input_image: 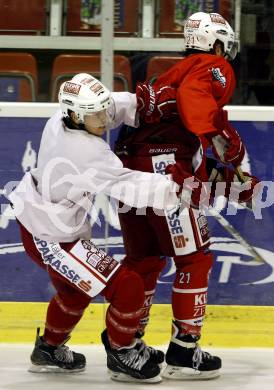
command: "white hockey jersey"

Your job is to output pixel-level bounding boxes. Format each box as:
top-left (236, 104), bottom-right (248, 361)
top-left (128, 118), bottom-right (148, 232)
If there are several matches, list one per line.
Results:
top-left (10, 92), bottom-right (179, 242)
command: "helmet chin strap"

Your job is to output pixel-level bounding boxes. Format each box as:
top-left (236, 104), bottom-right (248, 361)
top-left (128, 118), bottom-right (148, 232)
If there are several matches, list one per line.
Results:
top-left (62, 116), bottom-right (86, 132)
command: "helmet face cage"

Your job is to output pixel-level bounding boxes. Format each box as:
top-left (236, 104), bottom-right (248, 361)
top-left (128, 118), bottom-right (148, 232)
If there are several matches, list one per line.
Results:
top-left (184, 12), bottom-right (238, 60)
top-left (226, 40), bottom-right (239, 61)
top-left (58, 73), bottom-right (112, 124)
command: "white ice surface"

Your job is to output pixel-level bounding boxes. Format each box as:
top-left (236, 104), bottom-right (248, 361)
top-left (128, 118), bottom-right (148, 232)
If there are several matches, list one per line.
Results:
top-left (0, 344), bottom-right (274, 390)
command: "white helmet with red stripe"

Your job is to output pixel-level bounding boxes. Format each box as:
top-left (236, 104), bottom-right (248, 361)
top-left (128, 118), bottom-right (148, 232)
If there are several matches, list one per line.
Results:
top-left (184, 12), bottom-right (238, 60)
top-left (58, 73), bottom-right (112, 123)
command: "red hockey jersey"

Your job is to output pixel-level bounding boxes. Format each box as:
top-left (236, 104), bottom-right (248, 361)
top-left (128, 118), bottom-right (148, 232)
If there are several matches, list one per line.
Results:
top-left (154, 53), bottom-right (236, 136)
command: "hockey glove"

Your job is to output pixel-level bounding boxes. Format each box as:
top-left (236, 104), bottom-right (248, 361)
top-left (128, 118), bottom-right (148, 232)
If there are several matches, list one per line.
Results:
top-left (207, 109), bottom-right (245, 167)
top-left (206, 159), bottom-right (260, 204)
top-left (136, 81), bottom-right (177, 123)
top-left (223, 169), bottom-right (260, 203)
top-left (165, 162), bottom-right (210, 209)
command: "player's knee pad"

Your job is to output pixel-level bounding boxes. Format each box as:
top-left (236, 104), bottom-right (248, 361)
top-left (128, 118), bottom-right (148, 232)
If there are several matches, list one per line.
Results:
top-left (173, 250), bottom-right (213, 289)
top-left (104, 265), bottom-right (145, 311)
top-left (122, 256), bottom-right (167, 334)
top-left (123, 255), bottom-right (166, 289)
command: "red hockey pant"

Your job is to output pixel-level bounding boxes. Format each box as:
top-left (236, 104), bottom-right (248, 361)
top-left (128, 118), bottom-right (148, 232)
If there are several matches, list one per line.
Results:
top-left (18, 222), bottom-right (144, 348)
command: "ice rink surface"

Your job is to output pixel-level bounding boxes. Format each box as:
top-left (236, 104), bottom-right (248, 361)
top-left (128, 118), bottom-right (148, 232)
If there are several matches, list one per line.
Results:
top-left (1, 345), bottom-right (274, 390)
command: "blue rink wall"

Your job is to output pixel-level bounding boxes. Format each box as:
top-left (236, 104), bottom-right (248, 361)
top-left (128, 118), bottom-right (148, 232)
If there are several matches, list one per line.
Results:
top-left (1, 112), bottom-right (274, 306)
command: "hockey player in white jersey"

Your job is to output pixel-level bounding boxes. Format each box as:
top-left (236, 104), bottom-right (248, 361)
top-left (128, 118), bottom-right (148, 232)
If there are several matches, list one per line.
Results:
top-left (9, 73), bottom-right (181, 383)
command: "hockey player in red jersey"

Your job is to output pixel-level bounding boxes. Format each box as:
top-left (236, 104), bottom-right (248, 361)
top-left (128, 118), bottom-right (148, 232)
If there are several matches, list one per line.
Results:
top-left (115, 12), bottom-right (259, 380)
top-left (9, 73), bottom-right (188, 383)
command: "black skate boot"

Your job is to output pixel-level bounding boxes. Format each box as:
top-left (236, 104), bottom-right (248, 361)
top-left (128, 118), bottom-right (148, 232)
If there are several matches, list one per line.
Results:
top-left (29, 328), bottom-right (86, 373)
top-left (101, 329), bottom-right (162, 383)
top-left (162, 321), bottom-right (221, 380)
top-left (135, 330), bottom-right (165, 364)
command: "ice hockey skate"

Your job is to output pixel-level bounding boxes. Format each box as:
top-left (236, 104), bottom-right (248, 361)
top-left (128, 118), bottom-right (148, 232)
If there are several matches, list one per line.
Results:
top-left (101, 329), bottom-right (162, 383)
top-left (162, 321), bottom-right (221, 380)
top-left (29, 328), bottom-right (86, 373)
top-left (135, 330), bottom-right (165, 365)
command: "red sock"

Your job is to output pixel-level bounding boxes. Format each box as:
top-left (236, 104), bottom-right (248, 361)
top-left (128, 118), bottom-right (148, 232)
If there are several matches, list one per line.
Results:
top-left (172, 251), bottom-right (213, 336)
top-left (43, 277), bottom-right (91, 345)
top-left (122, 256), bottom-right (166, 335)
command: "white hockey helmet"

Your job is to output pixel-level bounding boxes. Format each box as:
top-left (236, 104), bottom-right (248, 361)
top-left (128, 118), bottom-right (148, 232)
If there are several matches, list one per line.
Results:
top-left (58, 73), bottom-right (113, 123)
top-left (184, 12), bottom-right (238, 60)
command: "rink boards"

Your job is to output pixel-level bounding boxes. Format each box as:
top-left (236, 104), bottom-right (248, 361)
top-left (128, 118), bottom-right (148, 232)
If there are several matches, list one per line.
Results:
top-left (0, 104), bottom-right (274, 345)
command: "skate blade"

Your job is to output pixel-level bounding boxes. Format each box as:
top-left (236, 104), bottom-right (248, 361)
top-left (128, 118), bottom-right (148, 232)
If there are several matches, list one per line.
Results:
top-left (162, 365), bottom-right (220, 380)
top-left (109, 370), bottom-right (162, 383)
top-left (29, 364), bottom-right (85, 374)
